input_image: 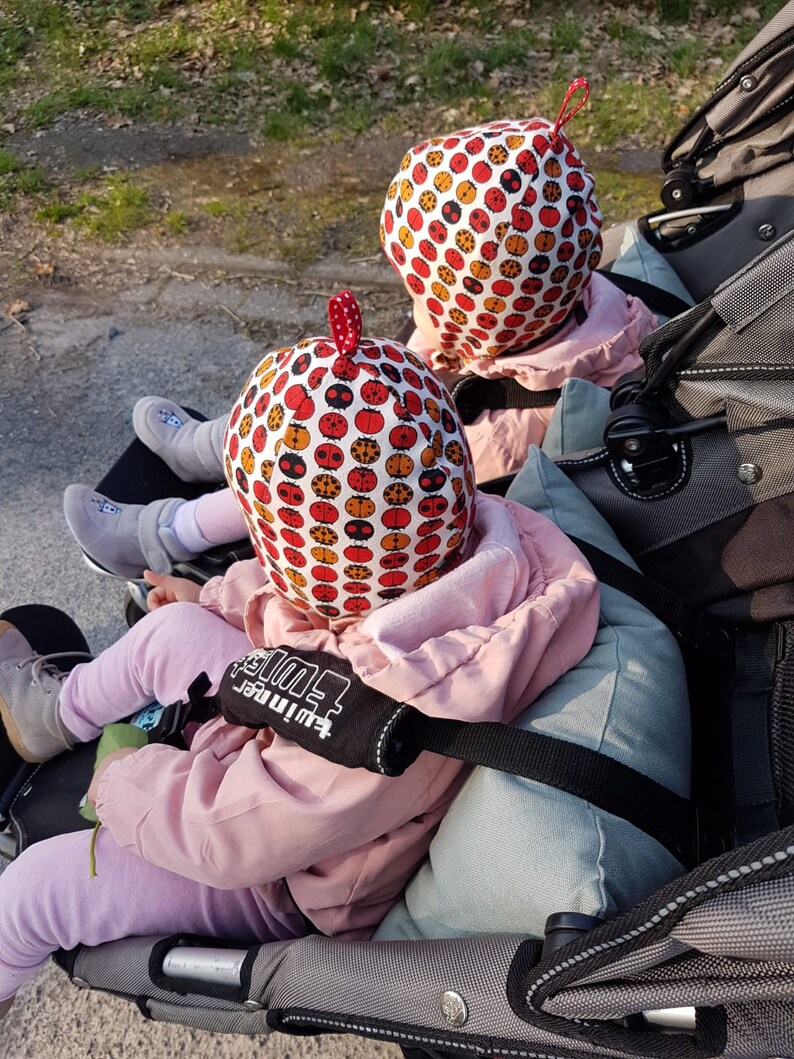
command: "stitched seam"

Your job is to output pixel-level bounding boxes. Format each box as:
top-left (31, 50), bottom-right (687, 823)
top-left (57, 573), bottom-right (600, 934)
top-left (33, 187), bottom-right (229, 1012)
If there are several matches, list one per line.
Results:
top-left (375, 705), bottom-right (407, 773)
top-left (7, 763), bottom-right (43, 817)
top-left (555, 449), bottom-right (607, 469)
top-left (278, 1017), bottom-right (566, 1057)
top-left (708, 87), bottom-right (794, 149)
top-left (526, 844), bottom-right (794, 1006)
top-left (605, 445), bottom-right (688, 501)
top-left (679, 365), bottom-right (794, 376)
top-left (592, 810), bottom-right (610, 919)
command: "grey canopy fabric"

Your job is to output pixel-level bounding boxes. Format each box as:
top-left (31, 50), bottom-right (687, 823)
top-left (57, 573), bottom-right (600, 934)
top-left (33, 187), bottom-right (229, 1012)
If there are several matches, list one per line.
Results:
top-left (664, 0), bottom-right (794, 191)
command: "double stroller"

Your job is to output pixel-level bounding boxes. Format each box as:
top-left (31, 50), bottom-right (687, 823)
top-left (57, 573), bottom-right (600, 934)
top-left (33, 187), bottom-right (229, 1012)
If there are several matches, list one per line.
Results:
top-left (3, 5), bottom-right (794, 1056)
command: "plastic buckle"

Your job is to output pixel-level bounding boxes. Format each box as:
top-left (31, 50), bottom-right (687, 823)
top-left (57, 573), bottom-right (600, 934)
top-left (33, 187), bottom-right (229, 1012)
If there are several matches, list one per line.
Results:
top-left (146, 673), bottom-right (215, 746)
top-left (146, 700), bottom-right (192, 746)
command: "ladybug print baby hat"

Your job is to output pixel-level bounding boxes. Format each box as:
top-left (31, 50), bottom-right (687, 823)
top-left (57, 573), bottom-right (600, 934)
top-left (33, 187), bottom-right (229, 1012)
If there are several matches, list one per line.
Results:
top-left (380, 80), bottom-right (603, 371)
top-left (223, 291), bottom-right (478, 619)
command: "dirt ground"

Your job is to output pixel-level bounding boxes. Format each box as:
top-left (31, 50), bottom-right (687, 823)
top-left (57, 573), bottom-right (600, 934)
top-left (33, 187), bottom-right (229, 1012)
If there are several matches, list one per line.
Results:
top-left (2, 117), bottom-right (417, 293)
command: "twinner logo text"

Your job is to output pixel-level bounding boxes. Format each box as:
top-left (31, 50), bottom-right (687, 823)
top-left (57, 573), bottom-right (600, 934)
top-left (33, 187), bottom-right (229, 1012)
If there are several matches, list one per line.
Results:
top-left (228, 649), bottom-right (351, 739)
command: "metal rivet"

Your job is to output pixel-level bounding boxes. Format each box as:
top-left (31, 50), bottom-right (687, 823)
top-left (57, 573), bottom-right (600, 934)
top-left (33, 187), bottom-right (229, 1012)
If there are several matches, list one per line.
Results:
top-left (758, 223), bottom-right (776, 241)
top-left (440, 990), bottom-right (468, 1027)
top-left (671, 187), bottom-right (684, 201)
top-left (243, 999), bottom-right (263, 1011)
top-left (740, 75), bottom-right (757, 91)
top-left (72, 977), bottom-right (90, 989)
top-left (738, 463), bottom-right (762, 484)
top-left (623, 438), bottom-right (642, 453)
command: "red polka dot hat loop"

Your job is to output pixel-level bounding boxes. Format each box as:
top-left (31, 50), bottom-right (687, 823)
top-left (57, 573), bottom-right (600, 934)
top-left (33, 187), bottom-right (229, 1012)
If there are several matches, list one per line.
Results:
top-left (380, 91), bottom-right (603, 372)
top-left (328, 289), bottom-right (363, 355)
top-left (223, 291), bottom-right (478, 620)
top-left (552, 77), bottom-right (591, 138)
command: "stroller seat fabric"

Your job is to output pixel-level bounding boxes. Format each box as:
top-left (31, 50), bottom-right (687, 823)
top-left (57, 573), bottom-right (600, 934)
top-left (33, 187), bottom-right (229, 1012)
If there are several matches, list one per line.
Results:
top-left (375, 449), bottom-right (690, 943)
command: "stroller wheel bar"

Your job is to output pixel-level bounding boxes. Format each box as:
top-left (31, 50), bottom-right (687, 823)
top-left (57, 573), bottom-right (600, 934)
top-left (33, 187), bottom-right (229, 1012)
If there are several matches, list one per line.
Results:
top-left (648, 204), bottom-right (733, 228)
top-left (157, 941), bottom-right (698, 1034)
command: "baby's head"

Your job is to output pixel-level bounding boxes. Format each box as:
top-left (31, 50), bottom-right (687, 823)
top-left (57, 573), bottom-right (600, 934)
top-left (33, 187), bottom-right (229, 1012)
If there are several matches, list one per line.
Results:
top-left (380, 79), bottom-right (602, 370)
top-left (223, 291), bottom-right (477, 619)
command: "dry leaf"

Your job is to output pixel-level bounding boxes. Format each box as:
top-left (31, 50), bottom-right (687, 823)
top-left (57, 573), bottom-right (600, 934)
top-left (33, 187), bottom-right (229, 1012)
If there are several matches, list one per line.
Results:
top-left (33, 261), bottom-right (55, 277)
top-left (106, 115), bottom-right (132, 129)
top-left (5, 300), bottom-right (30, 317)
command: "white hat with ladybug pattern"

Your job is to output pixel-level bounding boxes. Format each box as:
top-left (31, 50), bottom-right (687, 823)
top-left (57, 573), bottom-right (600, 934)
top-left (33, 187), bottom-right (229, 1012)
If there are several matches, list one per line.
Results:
top-left (380, 79), bottom-right (603, 371)
top-left (223, 290), bottom-right (478, 619)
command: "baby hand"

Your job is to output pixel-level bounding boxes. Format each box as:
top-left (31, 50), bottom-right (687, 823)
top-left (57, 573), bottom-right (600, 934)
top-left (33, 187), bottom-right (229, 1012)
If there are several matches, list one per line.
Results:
top-left (144, 569), bottom-right (203, 609)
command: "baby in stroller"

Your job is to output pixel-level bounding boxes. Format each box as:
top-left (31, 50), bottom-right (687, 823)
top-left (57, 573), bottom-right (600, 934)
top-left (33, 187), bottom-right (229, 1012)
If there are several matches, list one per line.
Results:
top-left (0, 291), bottom-right (599, 1019)
top-left (62, 80), bottom-right (656, 582)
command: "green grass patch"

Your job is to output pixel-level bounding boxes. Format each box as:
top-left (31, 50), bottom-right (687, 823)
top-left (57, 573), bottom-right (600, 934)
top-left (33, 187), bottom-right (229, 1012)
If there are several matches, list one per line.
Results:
top-left (260, 77), bottom-right (330, 139)
top-left (0, 19), bottom-right (30, 72)
top-left (480, 30), bottom-right (538, 68)
top-left (73, 175), bottom-right (153, 241)
top-left (203, 199), bottom-right (231, 217)
top-left (668, 38), bottom-right (701, 78)
top-left (421, 40), bottom-right (487, 104)
top-left (164, 209), bottom-right (190, 234)
top-left (656, 0), bottom-right (694, 21)
top-left (25, 83), bottom-right (180, 126)
top-left (26, 86), bottom-right (114, 127)
top-left (335, 99), bottom-right (377, 136)
top-left (271, 32), bottom-right (300, 60)
top-left (550, 17), bottom-right (583, 53)
top-left (264, 108), bottom-right (309, 141)
top-left (594, 170), bottom-right (662, 226)
top-left (127, 22), bottom-right (198, 68)
top-left (317, 18), bottom-right (381, 82)
top-left (0, 149), bottom-right (48, 209)
top-left (74, 165), bottom-right (104, 182)
top-left (607, 22), bottom-right (661, 62)
top-left (72, 1), bottom-right (183, 26)
top-left (35, 200), bottom-right (83, 224)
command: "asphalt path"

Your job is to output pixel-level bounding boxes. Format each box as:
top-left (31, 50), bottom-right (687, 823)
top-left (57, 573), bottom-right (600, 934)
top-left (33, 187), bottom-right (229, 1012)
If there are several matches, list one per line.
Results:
top-left (0, 271), bottom-right (405, 1059)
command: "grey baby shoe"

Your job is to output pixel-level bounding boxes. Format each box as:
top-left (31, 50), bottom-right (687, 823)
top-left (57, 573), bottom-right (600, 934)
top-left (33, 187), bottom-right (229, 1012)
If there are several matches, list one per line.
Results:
top-left (63, 486), bottom-right (196, 579)
top-left (0, 622), bottom-right (91, 763)
top-left (133, 397), bottom-right (226, 483)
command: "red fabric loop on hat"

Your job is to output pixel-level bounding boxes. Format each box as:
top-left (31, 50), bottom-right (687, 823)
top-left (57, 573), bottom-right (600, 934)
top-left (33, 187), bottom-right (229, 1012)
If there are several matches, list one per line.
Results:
top-left (552, 77), bottom-right (590, 136)
top-left (328, 290), bottom-right (363, 354)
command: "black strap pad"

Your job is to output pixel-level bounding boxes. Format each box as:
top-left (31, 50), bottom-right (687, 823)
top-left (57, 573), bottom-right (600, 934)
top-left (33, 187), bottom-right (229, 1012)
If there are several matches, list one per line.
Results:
top-left (215, 648), bottom-right (419, 777)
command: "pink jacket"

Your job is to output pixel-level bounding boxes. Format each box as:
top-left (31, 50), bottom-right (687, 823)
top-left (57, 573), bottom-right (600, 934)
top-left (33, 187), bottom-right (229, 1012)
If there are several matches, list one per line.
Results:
top-left (410, 273), bottom-right (656, 482)
top-left (96, 493), bottom-right (599, 939)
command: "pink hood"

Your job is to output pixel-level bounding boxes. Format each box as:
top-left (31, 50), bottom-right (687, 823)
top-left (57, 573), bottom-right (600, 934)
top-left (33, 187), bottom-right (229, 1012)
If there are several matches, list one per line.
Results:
top-left (97, 493), bottom-right (598, 939)
top-left (410, 272), bottom-right (655, 481)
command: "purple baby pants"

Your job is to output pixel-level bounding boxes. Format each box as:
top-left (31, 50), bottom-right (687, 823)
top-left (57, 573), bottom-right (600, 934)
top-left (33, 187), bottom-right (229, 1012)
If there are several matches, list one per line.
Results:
top-left (0, 603), bottom-right (306, 1002)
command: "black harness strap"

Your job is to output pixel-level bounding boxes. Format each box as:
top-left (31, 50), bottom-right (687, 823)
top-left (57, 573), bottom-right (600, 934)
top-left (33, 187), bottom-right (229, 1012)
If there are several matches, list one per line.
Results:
top-left (403, 712), bottom-right (694, 866)
top-left (194, 642), bottom-right (695, 866)
top-left (597, 268), bottom-right (693, 320)
top-left (567, 536), bottom-right (734, 662)
top-left (451, 375), bottom-right (561, 425)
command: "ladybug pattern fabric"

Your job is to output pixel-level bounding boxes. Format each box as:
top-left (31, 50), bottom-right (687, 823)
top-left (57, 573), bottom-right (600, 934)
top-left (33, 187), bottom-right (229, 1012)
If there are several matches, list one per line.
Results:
top-left (223, 294), bottom-right (478, 619)
top-left (380, 115), bottom-right (603, 371)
